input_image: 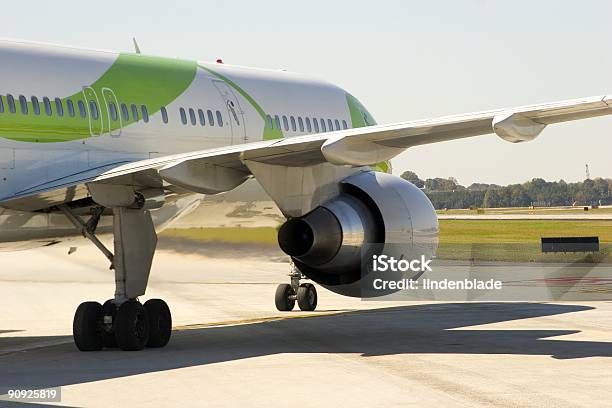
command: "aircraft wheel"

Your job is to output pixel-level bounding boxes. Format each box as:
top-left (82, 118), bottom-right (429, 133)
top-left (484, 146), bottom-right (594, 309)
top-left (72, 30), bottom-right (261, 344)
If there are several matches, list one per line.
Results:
top-left (275, 284), bottom-right (295, 311)
top-left (101, 299), bottom-right (118, 348)
top-left (144, 299), bottom-right (172, 348)
top-left (297, 283), bottom-right (317, 311)
top-left (114, 300), bottom-right (150, 351)
top-left (73, 301), bottom-right (103, 351)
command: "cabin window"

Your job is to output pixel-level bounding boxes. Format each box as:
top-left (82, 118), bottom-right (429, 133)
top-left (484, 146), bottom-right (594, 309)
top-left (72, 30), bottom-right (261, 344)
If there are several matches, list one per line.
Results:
top-left (7, 94), bottom-right (16, 114)
top-left (335, 119), bottom-right (341, 130)
top-left (66, 100), bottom-right (75, 117)
top-left (0, 96), bottom-right (4, 113)
top-left (189, 108), bottom-right (196, 126)
top-left (313, 118), bottom-right (319, 133)
top-left (55, 98), bottom-right (64, 117)
top-left (78, 100), bottom-right (87, 118)
top-left (43, 97), bottom-right (52, 116)
top-left (320, 118), bottom-right (327, 132)
top-left (298, 117), bottom-right (304, 132)
top-left (267, 114), bottom-right (273, 129)
top-left (198, 109), bottom-right (206, 126)
top-left (207, 109), bottom-right (214, 126)
top-left (121, 104), bottom-right (129, 121)
top-left (327, 119), bottom-right (333, 131)
top-left (31, 97), bottom-right (40, 115)
top-left (19, 95), bottom-right (28, 114)
top-left (216, 110), bottom-right (223, 127)
top-left (290, 116), bottom-right (297, 131)
top-left (141, 105), bottom-right (149, 123)
top-left (342, 120), bottom-right (348, 129)
top-left (274, 115), bottom-right (281, 130)
top-left (109, 103), bottom-right (118, 121)
top-left (131, 104), bottom-right (139, 121)
top-left (160, 107), bottom-right (168, 124)
top-left (179, 108), bottom-right (187, 125)
top-left (282, 115), bottom-right (289, 131)
top-left (89, 101), bottom-right (99, 120)
top-left (305, 117), bottom-right (312, 132)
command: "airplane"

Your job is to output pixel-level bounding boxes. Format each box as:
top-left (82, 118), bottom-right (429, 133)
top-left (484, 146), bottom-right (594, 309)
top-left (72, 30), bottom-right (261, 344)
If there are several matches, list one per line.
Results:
top-left (0, 38), bottom-right (610, 352)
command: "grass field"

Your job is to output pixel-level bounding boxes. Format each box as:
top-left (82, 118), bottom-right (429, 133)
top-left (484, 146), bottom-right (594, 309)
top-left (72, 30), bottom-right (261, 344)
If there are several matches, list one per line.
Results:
top-left (439, 220), bottom-right (612, 243)
top-left (437, 220), bottom-right (611, 262)
top-left (161, 219), bottom-right (612, 263)
top-left (162, 227), bottom-right (278, 245)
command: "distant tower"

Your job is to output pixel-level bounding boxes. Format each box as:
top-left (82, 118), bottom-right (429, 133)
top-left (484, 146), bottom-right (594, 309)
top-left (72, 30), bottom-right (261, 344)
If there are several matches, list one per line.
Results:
top-left (585, 164), bottom-right (590, 180)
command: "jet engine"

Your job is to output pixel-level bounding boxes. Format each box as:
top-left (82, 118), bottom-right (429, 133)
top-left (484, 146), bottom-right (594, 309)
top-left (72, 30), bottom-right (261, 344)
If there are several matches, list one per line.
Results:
top-left (277, 171), bottom-right (438, 297)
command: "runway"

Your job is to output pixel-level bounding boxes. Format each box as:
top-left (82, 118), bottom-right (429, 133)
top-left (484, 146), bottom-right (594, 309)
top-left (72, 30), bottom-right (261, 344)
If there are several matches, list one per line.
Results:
top-left (1, 244), bottom-right (612, 407)
top-left (438, 214), bottom-right (612, 220)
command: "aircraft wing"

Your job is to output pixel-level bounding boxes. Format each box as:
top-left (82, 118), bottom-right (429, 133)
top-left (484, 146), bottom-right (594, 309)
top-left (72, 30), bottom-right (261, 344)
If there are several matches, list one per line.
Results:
top-left (2, 94), bottom-right (611, 211)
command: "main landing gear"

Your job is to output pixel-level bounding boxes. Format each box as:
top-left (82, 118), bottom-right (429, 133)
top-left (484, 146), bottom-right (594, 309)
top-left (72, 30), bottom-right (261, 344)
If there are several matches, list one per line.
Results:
top-left (73, 298), bottom-right (171, 351)
top-left (275, 264), bottom-right (317, 312)
top-left (60, 204), bottom-right (172, 351)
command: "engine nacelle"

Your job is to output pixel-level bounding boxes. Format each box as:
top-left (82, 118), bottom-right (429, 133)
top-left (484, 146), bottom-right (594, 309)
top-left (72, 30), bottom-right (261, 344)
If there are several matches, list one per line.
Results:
top-left (277, 171), bottom-right (438, 297)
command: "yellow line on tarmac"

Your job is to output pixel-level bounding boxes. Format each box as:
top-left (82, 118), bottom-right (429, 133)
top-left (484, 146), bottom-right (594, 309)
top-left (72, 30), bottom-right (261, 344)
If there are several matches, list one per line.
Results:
top-left (0, 311), bottom-right (360, 355)
top-left (173, 310), bottom-right (355, 331)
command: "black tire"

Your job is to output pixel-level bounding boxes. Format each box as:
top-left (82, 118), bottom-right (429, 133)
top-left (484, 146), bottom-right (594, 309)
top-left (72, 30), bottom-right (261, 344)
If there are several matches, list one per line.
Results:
top-left (144, 299), bottom-right (172, 348)
top-left (114, 300), bottom-right (150, 351)
top-left (101, 299), bottom-right (118, 348)
top-left (275, 284), bottom-right (295, 311)
top-left (73, 301), bottom-right (103, 351)
top-left (297, 283), bottom-right (317, 311)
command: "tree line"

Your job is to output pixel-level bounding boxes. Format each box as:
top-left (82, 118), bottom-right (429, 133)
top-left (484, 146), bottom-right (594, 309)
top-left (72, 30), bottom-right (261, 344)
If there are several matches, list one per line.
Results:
top-left (400, 171), bottom-right (612, 209)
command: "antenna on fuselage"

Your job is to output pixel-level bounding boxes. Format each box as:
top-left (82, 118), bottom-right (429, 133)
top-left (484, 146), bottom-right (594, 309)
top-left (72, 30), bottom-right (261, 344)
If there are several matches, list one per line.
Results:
top-left (133, 37), bottom-right (141, 54)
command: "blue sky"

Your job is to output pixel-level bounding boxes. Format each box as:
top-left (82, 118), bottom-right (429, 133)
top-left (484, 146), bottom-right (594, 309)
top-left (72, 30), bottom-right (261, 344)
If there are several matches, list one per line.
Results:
top-left (3, 0), bottom-right (612, 184)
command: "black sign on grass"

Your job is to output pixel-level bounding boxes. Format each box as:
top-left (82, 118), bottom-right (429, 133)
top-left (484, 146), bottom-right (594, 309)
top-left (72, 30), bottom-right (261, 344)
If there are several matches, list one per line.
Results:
top-left (541, 237), bottom-right (599, 253)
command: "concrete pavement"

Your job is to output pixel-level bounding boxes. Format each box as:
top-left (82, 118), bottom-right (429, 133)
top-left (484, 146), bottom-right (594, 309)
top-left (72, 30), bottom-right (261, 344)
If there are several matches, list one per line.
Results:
top-left (1, 244), bottom-right (611, 407)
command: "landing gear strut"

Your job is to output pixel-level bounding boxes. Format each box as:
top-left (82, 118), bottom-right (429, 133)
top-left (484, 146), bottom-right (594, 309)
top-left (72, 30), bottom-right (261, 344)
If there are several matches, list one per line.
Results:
top-left (275, 263), bottom-right (317, 312)
top-left (60, 204), bottom-right (172, 351)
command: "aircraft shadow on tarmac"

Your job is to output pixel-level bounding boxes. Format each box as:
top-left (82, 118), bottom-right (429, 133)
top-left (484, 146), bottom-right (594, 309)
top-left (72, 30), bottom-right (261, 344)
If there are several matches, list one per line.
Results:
top-left (1, 302), bottom-right (612, 399)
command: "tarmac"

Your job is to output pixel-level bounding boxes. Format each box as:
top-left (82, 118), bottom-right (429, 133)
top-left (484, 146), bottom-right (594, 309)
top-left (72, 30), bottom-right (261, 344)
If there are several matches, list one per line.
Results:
top-left (1, 243), bottom-right (611, 407)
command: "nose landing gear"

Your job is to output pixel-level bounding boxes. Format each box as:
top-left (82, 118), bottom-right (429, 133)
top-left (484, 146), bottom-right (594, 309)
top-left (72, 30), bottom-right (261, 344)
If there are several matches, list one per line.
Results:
top-left (274, 264), bottom-right (318, 312)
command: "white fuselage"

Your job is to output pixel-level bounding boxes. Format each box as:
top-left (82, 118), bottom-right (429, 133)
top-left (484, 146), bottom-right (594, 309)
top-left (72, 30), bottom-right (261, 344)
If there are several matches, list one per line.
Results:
top-left (0, 39), bottom-right (375, 248)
